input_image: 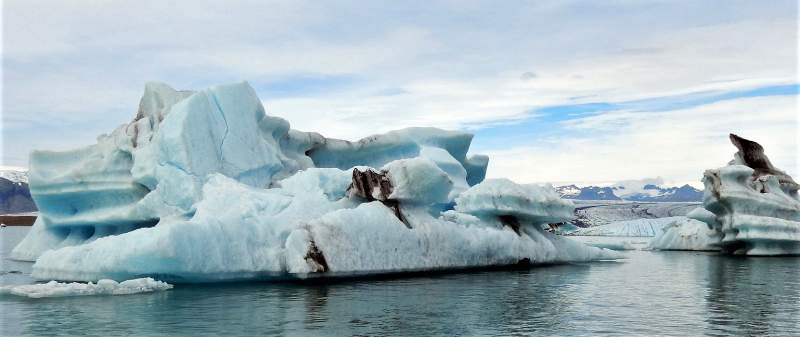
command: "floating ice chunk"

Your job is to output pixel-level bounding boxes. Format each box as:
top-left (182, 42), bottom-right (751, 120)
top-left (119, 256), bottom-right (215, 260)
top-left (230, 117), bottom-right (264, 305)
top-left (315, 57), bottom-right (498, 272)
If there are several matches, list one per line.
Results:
top-left (648, 216), bottom-right (720, 251)
top-left (0, 278), bottom-right (172, 298)
top-left (700, 134), bottom-right (800, 255)
top-left (455, 178), bottom-right (573, 224)
top-left (704, 165), bottom-right (800, 254)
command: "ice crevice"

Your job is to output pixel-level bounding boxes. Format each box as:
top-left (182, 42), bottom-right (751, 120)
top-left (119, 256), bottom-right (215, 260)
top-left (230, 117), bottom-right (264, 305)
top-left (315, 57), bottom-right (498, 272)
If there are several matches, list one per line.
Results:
top-left (210, 91), bottom-right (229, 166)
top-left (13, 81), bottom-right (620, 283)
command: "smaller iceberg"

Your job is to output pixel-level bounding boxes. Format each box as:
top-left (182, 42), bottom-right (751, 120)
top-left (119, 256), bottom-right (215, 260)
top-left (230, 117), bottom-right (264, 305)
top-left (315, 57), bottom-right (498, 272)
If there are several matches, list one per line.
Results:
top-left (650, 134), bottom-right (799, 255)
top-left (648, 208), bottom-right (721, 251)
top-left (702, 134), bottom-right (800, 255)
top-left (0, 278), bottom-right (172, 298)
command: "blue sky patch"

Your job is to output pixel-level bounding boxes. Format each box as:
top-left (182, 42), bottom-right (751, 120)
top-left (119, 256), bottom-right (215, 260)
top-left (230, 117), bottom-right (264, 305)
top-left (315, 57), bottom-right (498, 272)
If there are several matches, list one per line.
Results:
top-left (469, 83), bottom-right (799, 151)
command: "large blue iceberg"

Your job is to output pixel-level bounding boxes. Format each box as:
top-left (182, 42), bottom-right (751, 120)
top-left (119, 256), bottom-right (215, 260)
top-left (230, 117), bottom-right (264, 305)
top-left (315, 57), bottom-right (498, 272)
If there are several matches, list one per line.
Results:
top-left (12, 82), bottom-right (618, 282)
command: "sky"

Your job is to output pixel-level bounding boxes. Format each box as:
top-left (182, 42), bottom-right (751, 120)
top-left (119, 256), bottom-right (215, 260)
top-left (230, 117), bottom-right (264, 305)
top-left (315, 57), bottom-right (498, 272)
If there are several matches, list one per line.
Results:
top-left (2, 0), bottom-right (798, 187)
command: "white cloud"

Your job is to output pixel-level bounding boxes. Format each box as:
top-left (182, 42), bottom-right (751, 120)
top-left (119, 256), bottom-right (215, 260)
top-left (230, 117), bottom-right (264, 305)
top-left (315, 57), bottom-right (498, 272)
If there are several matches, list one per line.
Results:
top-left (484, 95), bottom-right (798, 187)
top-left (2, 0), bottom-right (798, 185)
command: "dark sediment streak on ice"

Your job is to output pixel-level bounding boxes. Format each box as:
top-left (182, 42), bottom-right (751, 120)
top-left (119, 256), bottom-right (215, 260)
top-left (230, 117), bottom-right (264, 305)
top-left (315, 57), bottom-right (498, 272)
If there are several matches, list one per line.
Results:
top-left (729, 133), bottom-right (799, 193)
top-left (348, 168), bottom-right (410, 228)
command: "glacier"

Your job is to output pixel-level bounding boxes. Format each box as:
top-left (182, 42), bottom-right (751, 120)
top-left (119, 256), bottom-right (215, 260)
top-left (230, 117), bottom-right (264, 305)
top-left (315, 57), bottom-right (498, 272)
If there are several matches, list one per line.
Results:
top-left (567, 217), bottom-right (683, 250)
top-left (12, 82), bottom-right (619, 282)
top-left (649, 134), bottom-right (799, 255)
top-left (570, 217), bottom-right (683, 237)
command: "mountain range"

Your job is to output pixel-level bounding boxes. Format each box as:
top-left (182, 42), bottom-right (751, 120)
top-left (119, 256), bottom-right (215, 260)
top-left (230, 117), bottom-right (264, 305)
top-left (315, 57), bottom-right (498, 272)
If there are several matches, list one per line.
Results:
top-left (0, 169), bottom-right (37, 214)
top-left (555, 180), bottom-right (703, 202)
top-left (0, 168), bottom-right (704, 216)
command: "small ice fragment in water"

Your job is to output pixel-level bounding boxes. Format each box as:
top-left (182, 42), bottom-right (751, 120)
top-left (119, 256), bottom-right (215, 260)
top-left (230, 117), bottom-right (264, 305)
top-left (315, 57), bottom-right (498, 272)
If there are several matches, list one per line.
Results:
top-left (0, 278), bottom-right (173, 298)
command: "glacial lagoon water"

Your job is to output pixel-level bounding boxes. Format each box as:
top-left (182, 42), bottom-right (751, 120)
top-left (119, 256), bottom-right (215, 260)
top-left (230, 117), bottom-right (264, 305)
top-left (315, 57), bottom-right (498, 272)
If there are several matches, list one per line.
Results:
top-left (2, 226), bottom-right (799, 336)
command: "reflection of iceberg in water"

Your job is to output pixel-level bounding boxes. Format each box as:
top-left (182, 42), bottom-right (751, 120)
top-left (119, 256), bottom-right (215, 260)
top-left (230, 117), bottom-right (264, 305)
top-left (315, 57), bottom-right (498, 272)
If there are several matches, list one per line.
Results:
top-left (7, 249), bottom-right (798, 336)
top-left (11, 81), bottom-right (618, 283)
top-left (703, 256), bottom-right (800, 336)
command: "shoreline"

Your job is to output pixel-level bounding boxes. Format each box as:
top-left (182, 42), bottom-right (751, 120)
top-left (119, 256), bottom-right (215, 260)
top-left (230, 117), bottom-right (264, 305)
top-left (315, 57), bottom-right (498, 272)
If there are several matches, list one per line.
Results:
top-left (0, 214), bottom-right (36, 226)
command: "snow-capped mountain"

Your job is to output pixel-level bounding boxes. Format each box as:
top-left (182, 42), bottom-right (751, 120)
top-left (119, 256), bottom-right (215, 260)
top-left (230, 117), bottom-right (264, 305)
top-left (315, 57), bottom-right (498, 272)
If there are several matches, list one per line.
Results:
top-left (556, 179), bottom-right (703, 202)
top-left (556, 185), bottom-right (621, 200)
top-left (0, 168), bottom-right (29, 184)
top-left (621, 184), bottom-right (703, 202)
top-left (555, 184), bottom-right (581, 198)
top-left (0, 169), bottom-right (37, 214)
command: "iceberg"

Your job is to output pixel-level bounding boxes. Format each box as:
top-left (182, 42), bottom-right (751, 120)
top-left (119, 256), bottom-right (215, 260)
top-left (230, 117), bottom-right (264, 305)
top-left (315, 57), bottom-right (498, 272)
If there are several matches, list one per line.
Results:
top-left (698, 134), bottom-right (800, 255)
top-left (648, 208), bottom-right (721, 251)
top-left (650, 134), bottom-right (799, 255)
top-left (569, 133), bottom-right (799, 255)
top-left (12, 82), bottom-right (618, 282)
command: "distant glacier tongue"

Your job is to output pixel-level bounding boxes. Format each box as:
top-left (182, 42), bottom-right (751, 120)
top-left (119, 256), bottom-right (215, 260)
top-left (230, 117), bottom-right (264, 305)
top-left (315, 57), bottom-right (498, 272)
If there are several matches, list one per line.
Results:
top-left (12, 81), bottom-right (619, 283)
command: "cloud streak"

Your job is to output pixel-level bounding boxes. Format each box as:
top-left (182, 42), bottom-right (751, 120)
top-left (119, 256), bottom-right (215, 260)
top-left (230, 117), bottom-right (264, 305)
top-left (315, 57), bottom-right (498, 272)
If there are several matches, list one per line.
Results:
top-left (484, 95), bottom-right (798, 187)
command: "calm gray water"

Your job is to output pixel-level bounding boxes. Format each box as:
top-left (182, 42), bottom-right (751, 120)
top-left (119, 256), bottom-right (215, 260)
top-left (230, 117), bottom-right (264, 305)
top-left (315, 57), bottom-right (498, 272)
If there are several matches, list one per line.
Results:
top-left (2, 226), bottom-right (799, 336)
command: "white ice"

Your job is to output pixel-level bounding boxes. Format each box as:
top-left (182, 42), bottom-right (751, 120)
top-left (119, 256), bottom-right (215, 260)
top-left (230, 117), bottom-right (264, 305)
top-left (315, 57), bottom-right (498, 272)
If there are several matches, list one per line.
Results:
top-left (570, 217), bottom-right (682, 237)
top-left (14, 81), bottom-right (620, 283)
top-left (382, 157), bottom-right (454, 204)
top-left (646, 139), bottom-right (800, 255)
top-left (455, 179), bottom-right (574, 224)
top-left (0, 278), bottom-right (172, 298)
top-left (566, 217), bottom-right (684, 251)
top-left (701, 164), bottom-right (800, 255)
